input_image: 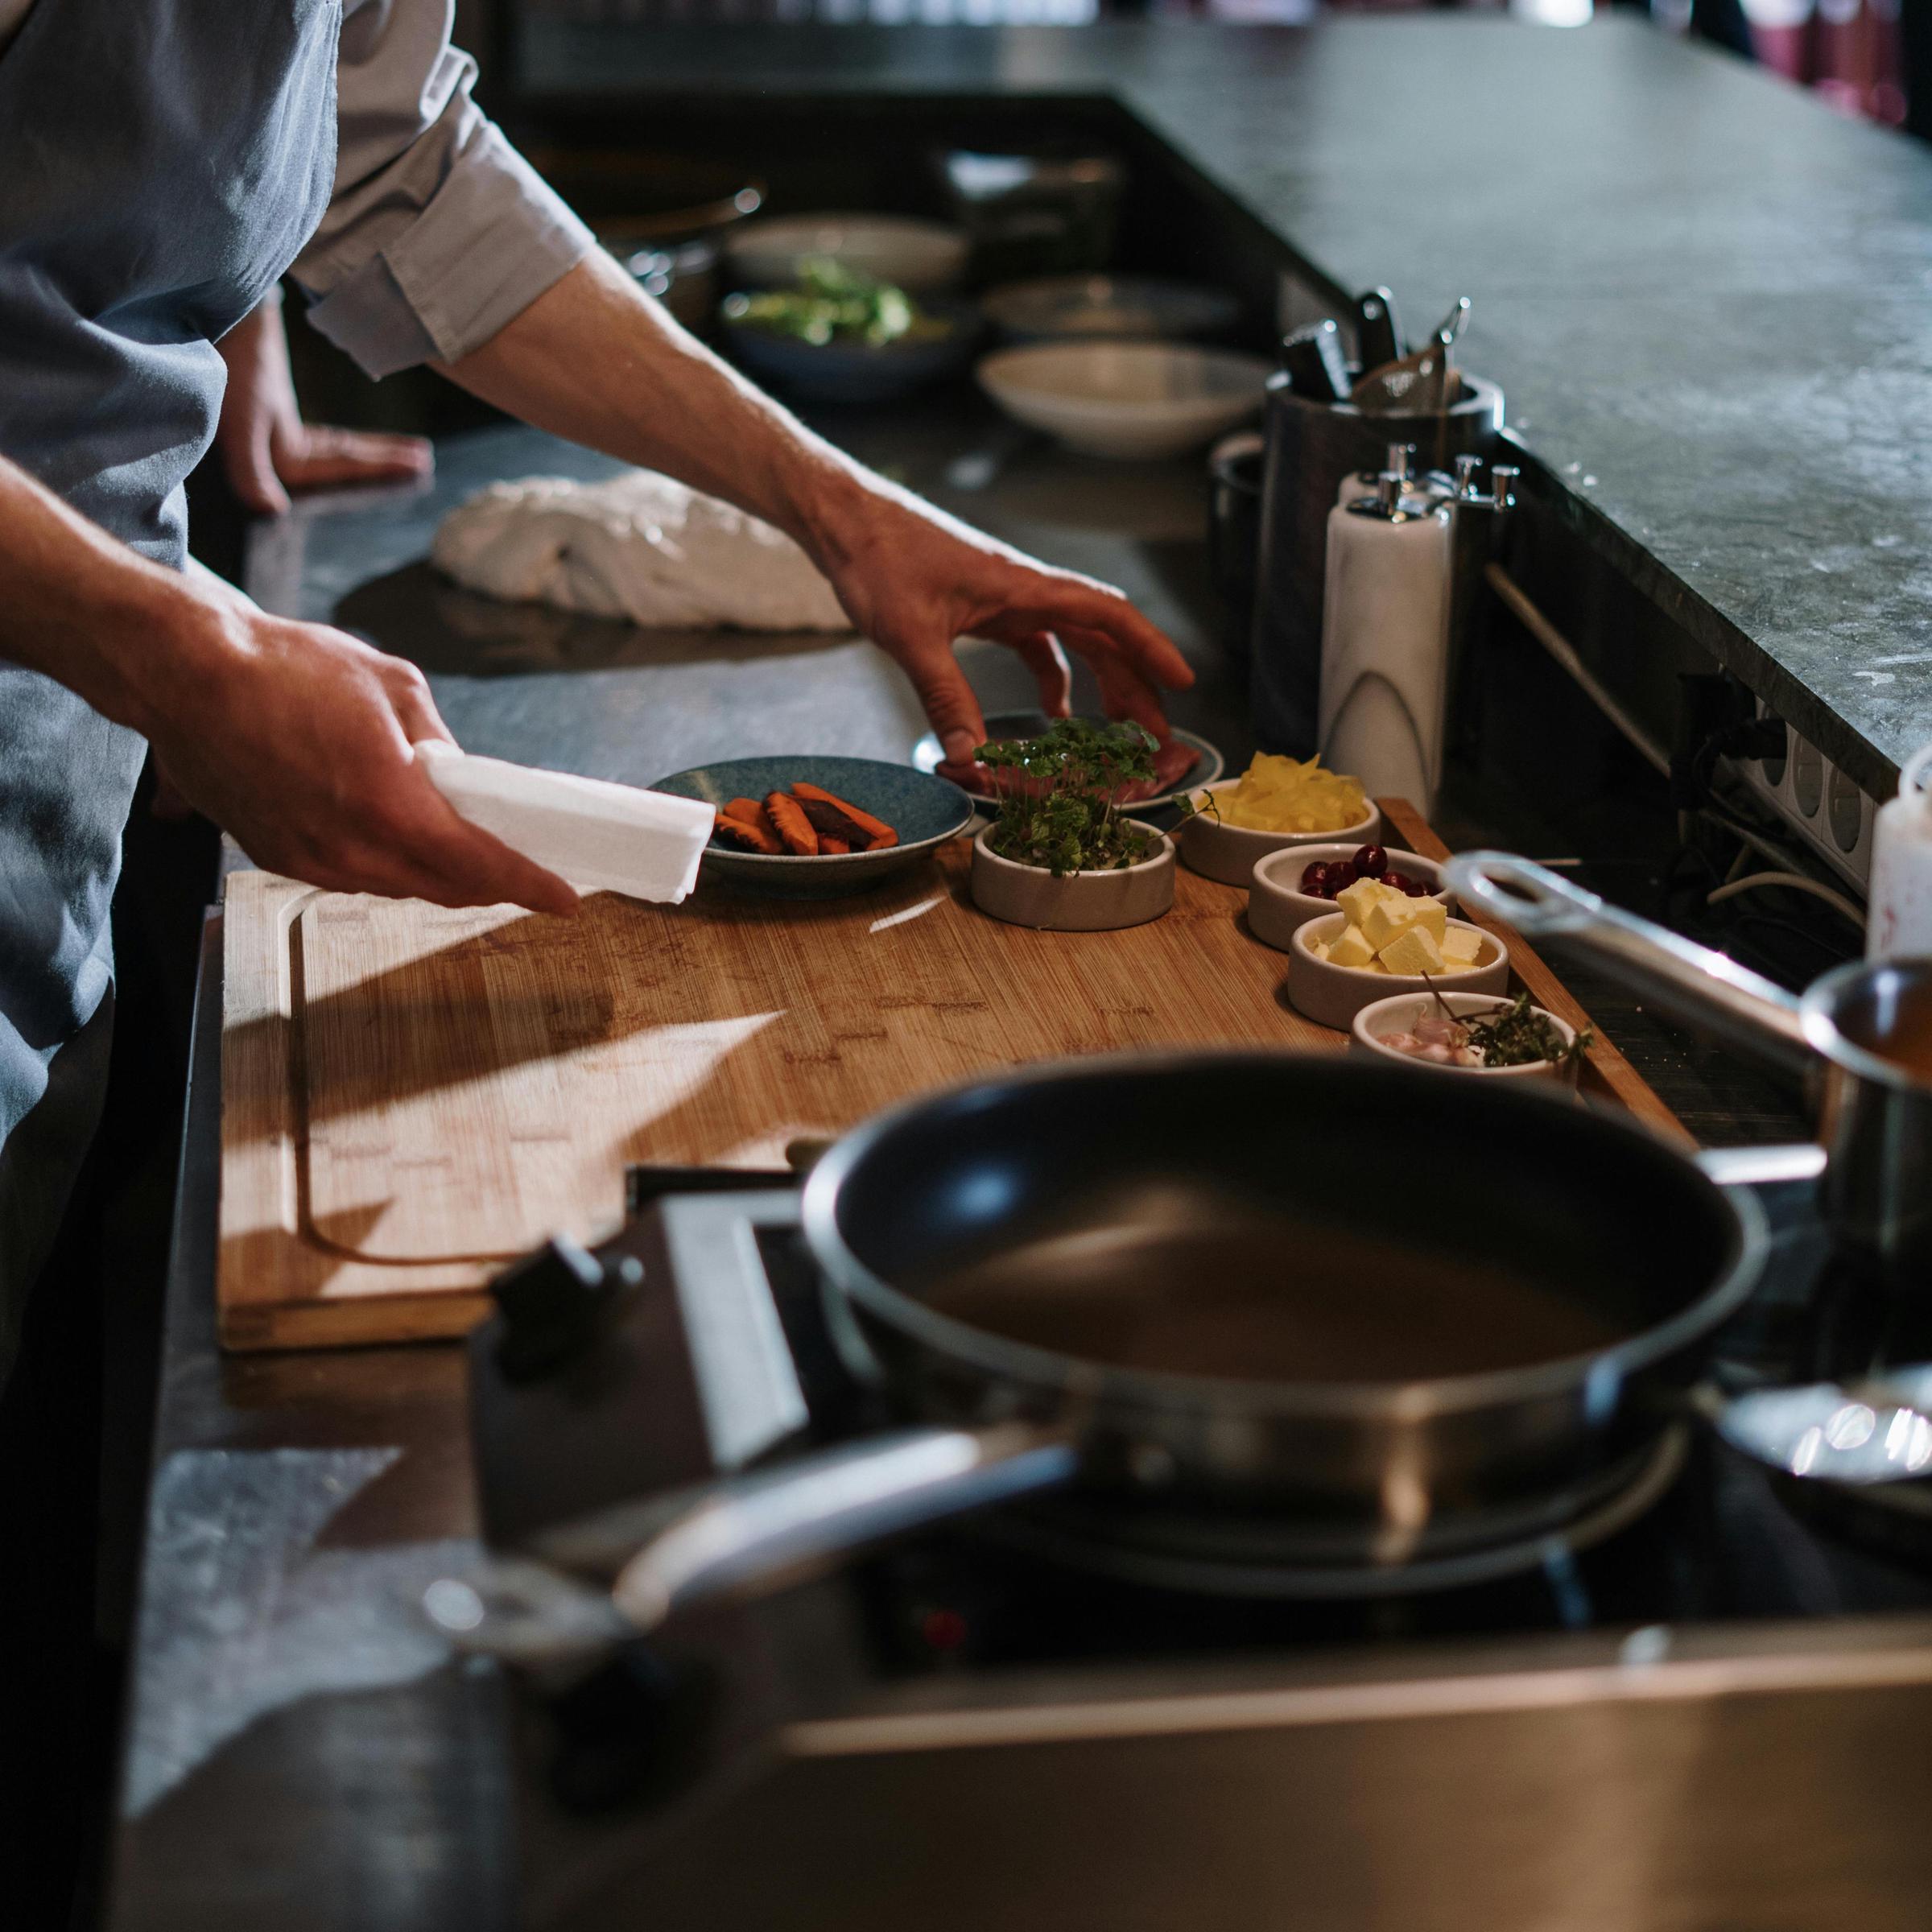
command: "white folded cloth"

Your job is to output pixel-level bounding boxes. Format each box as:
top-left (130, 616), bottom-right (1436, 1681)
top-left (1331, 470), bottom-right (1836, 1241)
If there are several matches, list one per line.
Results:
top-left (416, 741), bottom-right (712, 903)
top-left (431, 469), bottom-right (850, 631)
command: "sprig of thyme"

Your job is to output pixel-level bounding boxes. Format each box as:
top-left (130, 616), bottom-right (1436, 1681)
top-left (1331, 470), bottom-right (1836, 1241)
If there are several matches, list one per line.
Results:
top-left (1461, 991), bottom-right (1593, 1069)
top-left (977, 719), bottom-right (1160, 876)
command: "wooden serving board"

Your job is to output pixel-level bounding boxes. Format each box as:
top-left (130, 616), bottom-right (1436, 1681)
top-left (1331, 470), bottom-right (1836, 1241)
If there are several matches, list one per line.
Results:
top-left (217, 798), bottom-right (1679, 1352)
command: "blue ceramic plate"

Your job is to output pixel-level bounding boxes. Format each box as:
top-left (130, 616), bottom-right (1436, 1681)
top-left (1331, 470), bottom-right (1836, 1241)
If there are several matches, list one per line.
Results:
top-left (653, 755), bottom-right (976, 898)
top-left (911, 713), bottom-right (1225, 814)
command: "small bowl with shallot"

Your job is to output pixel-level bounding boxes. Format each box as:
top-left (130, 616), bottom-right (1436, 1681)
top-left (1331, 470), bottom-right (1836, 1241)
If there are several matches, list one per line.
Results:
top-left (1286, 881), bottom-right (1509, 1031)
top-left (1248, 843), bottom-right (1450, 952)
top-left (1352, 990), bottom-right (1586, 1086)
top-left (653, 754), bottom-right (976, 898)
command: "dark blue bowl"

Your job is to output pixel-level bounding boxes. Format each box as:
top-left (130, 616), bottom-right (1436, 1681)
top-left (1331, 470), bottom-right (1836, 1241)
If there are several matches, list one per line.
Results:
top-left (720, 300), bottom-right (979, 406)
top-left (653, 754), bottom-right (976, 898)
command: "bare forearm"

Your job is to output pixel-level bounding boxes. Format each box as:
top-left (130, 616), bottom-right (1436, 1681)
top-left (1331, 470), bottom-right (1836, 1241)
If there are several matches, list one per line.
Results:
top-left (438, 248), bottom-right (1192, 753)
top-left (0, 454), bottom-right (225, 732)
top-left (438, 252), bottom-right (881, 565)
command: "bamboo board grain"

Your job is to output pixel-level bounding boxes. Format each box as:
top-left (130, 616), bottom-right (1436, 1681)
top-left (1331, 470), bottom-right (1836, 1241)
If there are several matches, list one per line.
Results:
top-left (218, 800), bottom-right (1683, 1351)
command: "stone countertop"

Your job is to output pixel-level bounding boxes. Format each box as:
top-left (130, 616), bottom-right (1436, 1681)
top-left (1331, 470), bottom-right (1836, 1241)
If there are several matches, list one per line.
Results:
top-left (518, 12), bottom-right (1932, 797)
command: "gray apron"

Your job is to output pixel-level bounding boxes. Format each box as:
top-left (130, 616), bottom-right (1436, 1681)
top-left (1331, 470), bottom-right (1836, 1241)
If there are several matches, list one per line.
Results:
top-left (0, 0), bottom-right (341, 1375)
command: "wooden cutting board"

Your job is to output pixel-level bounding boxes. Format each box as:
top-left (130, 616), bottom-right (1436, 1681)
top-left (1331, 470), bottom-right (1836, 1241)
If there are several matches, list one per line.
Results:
top-left (217, 799), bottom-right (1678, 1351)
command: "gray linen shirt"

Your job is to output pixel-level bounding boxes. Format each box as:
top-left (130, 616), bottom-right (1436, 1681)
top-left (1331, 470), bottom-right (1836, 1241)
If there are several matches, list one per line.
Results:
top-left (295, 0), bottom-right (597, 377)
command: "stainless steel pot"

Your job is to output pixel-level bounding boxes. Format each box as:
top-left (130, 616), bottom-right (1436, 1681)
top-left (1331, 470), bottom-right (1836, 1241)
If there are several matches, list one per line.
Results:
top-left (427, 1051), bottom-right (1768, 1664)
top-left (1447, 853), bottom-right (1932, 1279)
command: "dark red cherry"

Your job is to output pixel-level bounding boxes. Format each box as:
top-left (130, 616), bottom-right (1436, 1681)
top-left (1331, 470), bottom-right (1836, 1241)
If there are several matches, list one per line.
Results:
top-left (1352, 844), bottom-right (1388, 880)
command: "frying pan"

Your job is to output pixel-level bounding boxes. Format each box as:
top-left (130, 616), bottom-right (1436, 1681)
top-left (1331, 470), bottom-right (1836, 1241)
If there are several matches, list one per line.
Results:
top-left (1447, 853), bottom-right (1932, 1278)
top-left (427, 1053), bottom-right (1767, 1664)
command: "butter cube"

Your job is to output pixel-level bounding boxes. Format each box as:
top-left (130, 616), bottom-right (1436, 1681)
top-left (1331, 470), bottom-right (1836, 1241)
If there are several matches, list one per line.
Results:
top-left (1441, 924), bottom-right (1484, 967)
top-left (1377, 924), bottom-right (1447, 978)
top-left (1361, 893), bottom-right (1447, 953)
top-left (1325, 922), bottom-right (1379, 970)
top-left (1335, 877), bottom-right (1401, 928)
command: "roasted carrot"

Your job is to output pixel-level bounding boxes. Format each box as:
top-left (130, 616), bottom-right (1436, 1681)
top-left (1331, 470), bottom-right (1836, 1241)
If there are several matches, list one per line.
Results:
top-left (712, 806), bottom-right (783, 854)
top-left (794, 795), bottom-right (869, 844)
top-left (722, 797), bottom-right (765, 824)
top-left (865, 829), bottom-right (898, 852)
top-left (790, 781), bottom-right (894, 844)
top-left (819, 837), bottom-right (852, 856)
top-left (764, 791), bottom-right (819, 856)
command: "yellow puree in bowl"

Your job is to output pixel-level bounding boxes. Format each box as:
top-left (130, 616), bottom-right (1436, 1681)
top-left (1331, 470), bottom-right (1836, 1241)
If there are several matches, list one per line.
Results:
top-left (1213, 753), bottom-right (1368, 833)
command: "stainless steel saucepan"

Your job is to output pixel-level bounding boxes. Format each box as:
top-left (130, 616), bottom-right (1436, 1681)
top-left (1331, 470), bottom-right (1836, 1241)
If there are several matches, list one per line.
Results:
top-left (1447, 852), bottom-right (1932, 1278)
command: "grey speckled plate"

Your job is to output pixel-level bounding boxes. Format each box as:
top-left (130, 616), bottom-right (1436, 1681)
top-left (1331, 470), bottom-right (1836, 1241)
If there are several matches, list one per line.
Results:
top-left (653, 755), bottom-right (976, 898)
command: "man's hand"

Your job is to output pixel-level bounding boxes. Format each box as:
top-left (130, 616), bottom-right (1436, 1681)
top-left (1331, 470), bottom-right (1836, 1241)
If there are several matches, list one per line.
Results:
top-left (147, 595), bottom-right (578, 912)
top-left (215, 295), bottom-right (433, 517)
top-left (810, 481), bottom-right (1193, 766)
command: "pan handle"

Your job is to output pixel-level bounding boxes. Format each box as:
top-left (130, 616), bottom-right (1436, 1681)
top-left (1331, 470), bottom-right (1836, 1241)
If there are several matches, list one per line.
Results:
top-left (425, 1422), bottom-right (1075, 1666)
top-left (1445, 852), bottom-right (1814, 1084)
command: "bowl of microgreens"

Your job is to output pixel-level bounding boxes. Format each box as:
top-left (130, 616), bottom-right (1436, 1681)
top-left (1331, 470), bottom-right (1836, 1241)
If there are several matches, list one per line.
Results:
top-left (968, 718), bottom-right (1177, 932)
top-left (1352, 989), bottom-right (1590, 1085)
top-left (721, 257), bottom-right (978, 404)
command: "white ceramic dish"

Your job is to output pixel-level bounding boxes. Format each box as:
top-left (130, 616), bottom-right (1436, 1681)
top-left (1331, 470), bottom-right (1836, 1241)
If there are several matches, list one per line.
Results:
top-left (1247, 842), bottom-right (1447, 949)
top-left (724, 214), bottom-right (968, 293)
top-left (969, 822), bottom-right (1174, 931)
top-left (1287, 914), bottom-right (1509, 1032)
top-left (1175, 782), bottom-right (1381, 889)
top-left (980, 275), bottom-right (1241, 343)
top-left (976, 341), bottom-right (1272, 460)
top-left (1352, 991), bottom-right (1580, 1086)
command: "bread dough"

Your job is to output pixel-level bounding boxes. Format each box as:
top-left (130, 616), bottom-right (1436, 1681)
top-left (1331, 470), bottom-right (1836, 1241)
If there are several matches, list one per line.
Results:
top-left (431, 469), bottom-right (850, 631)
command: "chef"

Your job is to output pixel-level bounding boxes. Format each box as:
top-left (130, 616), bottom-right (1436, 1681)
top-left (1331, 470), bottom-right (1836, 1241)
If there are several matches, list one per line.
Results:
top-left (0, 0), bottom-right (1192, 1388)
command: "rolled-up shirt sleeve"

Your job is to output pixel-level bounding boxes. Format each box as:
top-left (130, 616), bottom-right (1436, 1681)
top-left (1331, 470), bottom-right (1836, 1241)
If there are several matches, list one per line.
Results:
top-left (291, 0), bottom-right (596, 378)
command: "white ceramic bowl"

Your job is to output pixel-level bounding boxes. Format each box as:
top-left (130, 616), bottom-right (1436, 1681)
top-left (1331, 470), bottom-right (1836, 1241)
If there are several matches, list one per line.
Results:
top-left (1248, 842), bottom-right (1447, 951)
top-left (1175, 782), bottom-right (1381, 889)
top-left (1352, 991), bottom-right (1580, 1086)
top-left (969, 822), bottom-right (1174, 931)
top-left (724, 214), bottom-right (969, 293)
top-left (976, 341), bottom-right (1273, 460)
top-left (1286, 914), bottom-right (1509, 1032)
top-left (980, 275), bottom-right (1241, 343)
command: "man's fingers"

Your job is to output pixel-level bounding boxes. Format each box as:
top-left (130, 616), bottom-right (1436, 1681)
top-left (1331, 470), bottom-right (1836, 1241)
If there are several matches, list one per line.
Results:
top-left (896, 643), bottom-right (989, 766)
top-left (1057, 627), bottom-right (1175, 739)
top-left (992, 577), bottom-right (1194, 694)
top-left (378, 658), bottom-right (455, 749)
top-left (419, 825), bottom-right (580, 916)
top-left (278, 425), bottom-right (435, 494)
top-left (386, 759), bottom-right (580, 914)
top-left (1009, 630), bottom-right (1073, 719)
top-left (222, 423), bottom-right (291, 517)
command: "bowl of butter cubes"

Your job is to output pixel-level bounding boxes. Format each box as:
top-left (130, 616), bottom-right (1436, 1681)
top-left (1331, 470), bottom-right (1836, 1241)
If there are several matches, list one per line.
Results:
top-left (1283, 873), bottom-right (1509, 1031)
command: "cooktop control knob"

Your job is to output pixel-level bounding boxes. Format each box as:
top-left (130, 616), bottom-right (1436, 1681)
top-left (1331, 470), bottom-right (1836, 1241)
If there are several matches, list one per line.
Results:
top-left (491, 1236), bottom-right (642, 1383)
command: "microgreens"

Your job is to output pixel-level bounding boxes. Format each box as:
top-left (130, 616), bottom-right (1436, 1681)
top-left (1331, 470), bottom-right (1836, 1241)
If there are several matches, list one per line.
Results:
top-left (976, 719), bottom-right (1160, 876)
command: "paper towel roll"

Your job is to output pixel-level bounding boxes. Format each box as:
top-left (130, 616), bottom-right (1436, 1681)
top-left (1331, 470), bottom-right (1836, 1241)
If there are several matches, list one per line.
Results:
top-left (417, 742), bottom-right (713, 903)
top-left (1869, 742), bottom-right (1932, 962)
top-left (1317, 502), bottom-right (1454, 818)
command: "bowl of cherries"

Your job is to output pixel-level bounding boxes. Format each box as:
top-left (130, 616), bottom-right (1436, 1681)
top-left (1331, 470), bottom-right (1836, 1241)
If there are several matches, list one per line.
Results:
top-left (1246, 840), bottom-right (1451, 952)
